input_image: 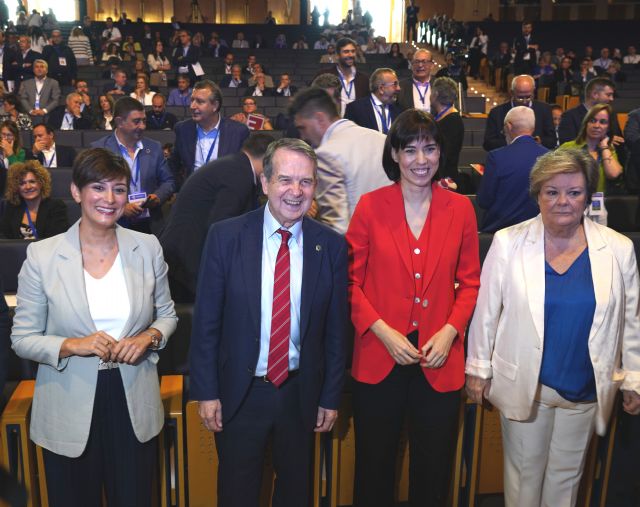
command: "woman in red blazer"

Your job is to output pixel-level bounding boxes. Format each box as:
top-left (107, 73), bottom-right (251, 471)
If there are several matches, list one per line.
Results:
top-left (346, 110), bottom-right (480, 507)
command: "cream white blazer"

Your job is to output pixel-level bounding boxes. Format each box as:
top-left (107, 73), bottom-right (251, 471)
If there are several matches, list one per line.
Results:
top-left (11, 222), bottom-right (178, 457)
top-left (466, 215), bottom-right (640, 436)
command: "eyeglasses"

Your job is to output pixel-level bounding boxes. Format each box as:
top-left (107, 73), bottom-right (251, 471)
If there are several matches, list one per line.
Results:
top-left (513, 95), bottom-right (533, 102)
top-left (588, 118), bottom-right (609, 125)
top-left (412, 59), bottom-right (433, 66)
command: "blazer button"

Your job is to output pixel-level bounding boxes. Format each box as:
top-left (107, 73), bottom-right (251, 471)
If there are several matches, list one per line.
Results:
top-left (414, 297), bottom-right (421, 304)
top-left (412, 321), bottom-right (418, 327)
top-left (422, 299), bottom-right (429, 308)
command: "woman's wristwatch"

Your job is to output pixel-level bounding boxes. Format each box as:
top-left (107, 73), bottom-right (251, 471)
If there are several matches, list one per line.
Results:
top-left (143, 329), bottom-right (162, 350)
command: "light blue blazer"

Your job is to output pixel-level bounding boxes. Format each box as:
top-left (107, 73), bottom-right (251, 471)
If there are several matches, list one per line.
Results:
top-left (11, 221), bottom-right (178, 457)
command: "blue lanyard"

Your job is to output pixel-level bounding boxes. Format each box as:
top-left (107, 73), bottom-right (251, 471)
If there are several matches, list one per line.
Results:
top-left (337, 68), bottom-right (355, 99)
top-left (413, 80), bottom-right (429, 105)
top-left (44, 151), bottom-right (56, 168)
top-left (119, 144), bottom-right (141, 191)
top-left (370, 97), bottom-right (390, 133)
top-left (198, 128), bottom-right (219, 165)
top-left (23, 203), bottom-right (38, 239)
top-left (434, 105), bottom-right (452, 121)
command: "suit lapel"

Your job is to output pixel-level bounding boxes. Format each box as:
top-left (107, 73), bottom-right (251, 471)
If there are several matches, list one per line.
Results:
top-left (186, 121), bottom-right (198, 167)
top-left (300, 218), bottom-right (322, 341)
top-left (367, 100), bottom-right (379, 131)
top-left (56, 225), bottom-right (96, 333)
top-left (241, 210), bottom-right (264, 337)
top-left (584, 220), bottom-right (612, 344)
top-left (384, 184), bottom-right (413, 279)
top-left (522, 217), bottom-right (545, 346)
top-left (217, 119), bottom-right (227, 158)
top-left (116, 226), bottom-right (144, 338)
top-left (421, 185), bottom-right (453, 294)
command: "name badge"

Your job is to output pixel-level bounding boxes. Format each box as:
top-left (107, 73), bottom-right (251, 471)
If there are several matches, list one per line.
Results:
top-left (128, 192), bottom-right (150, 219)
top-left (178, 65), bottom-right (189, 74)
top-left (58, 57), bottom-right (67, 66)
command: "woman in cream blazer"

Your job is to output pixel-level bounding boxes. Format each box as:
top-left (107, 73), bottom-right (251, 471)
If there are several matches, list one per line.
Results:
top-left (11, 148), bottom-right (177, 506)
top-left (466, 149), bottom-right (640, 507)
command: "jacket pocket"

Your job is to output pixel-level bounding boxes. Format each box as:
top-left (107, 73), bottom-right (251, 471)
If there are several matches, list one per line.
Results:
top-left (491, 351), bottom-right (517, 381)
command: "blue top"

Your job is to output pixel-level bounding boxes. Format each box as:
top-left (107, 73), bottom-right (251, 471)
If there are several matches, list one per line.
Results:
top-left (539, 248), bottom-right (597, 402)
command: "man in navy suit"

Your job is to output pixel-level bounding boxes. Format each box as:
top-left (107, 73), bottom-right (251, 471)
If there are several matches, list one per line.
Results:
top-left (190, 138), bottom-right (348, 507)
top-left (16, 35), bottom-right (41, 85)
top-left (477, 106), bottom-right (548, 233)
top-left (92, 97), bottom-right (175, 234)
top-left (31, 124), bottom-right (77, 168)
top-left (512, 20), bottom-right (538, 75)
top-left (344, 68), bottom-right (401, 134)
top-left (169, 79), bottom-right (250, 188)
top-left (483, 74), bottom-right (555, 151)
top-left (172, 30), bottom-right (202, 83)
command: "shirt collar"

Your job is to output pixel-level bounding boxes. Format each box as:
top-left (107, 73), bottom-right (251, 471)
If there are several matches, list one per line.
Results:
top-left (263, 204), bottom-right (303, 245)
top-left (114, 131), bottom-right (144, 154)
top-left (370, 93), bottom-right (385, 107)
top-left (42, 142), bottom-right (56, 154)
top-left (197, 115), bottom-right (221, 137)
top-left (321, 118), bottom-right (348, 145)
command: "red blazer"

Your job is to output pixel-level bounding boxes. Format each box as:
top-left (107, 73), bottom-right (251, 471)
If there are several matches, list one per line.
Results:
top-left (347, 183), bottom-right (480, 391)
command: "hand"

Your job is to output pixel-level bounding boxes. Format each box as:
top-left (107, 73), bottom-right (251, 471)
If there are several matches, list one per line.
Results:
top-left (31, 109), bottom-right (46, 116)
top-left (421, 323), bottom-right (457, 368)
top-left (465, 375), bottom-right (491, 404)
top-left (81, 93), bottom-right (91, 106)
top-left (32, 139), bottom-right (46, 154)
top-left (123, 202), bottom-right (143, 217)
top-left (199, 399), bottom-right (223, 432)
top-left (1, 139), bottom-right (13, 156)
top-left (612, 135), bottom-right (624, 147)
top-left (60, 331), bottom-right (118, 361)
top-left (146, 194), bottom-right (161, 208)
top-left (622, 390), bottom-right (640, 415)
top-left (371, 320), bottom-right (421, 365)
top-left (315, 407), bottom-right (338, 432)
top-left (110, 333), bottom-right (152, 364)
top-left (598, 137), bottom-right (610, 150)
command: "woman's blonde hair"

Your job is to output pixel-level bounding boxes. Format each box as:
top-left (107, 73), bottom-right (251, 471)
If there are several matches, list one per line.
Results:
top-left (4, 160), bottom-right (52, 205)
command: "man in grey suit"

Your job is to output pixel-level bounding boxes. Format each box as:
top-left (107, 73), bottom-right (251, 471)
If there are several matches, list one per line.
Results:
top-left (91, 97), bottom-right (175, 235)
top-left (17, 59), bottom-right (60, 117)
top-left (291, 87), bottom-right (390, 234)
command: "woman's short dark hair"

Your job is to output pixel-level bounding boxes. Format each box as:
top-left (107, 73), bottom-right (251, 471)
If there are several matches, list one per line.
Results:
top-left (2, 93), bottom-right (23, 112)
top-left (382, 109), bottom-right (445, 182)
top-left (0, 120), bottom-right (21, 153)
top-left (72, 148), bottom-right (131, 190)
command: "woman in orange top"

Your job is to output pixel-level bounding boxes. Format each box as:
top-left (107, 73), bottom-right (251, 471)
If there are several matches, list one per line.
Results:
top-left (346, 109), bottom-right (480, 507)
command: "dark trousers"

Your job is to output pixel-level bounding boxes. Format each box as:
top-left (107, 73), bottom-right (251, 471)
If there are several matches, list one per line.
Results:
top-left (42, 369), bottom-right (157, 507)
top-left (352, 361), bottom-right (460, 507)
top-left (214, 375), bottom-right (313, 507)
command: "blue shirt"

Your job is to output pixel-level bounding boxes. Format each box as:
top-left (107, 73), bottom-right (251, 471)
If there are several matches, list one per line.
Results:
top-left (193, 118), bottom-right (221, 171)
top-left (167, 87), bottom-right (192, 107)
top-left (255, 205), bottom-right (303, 376)
top-left (539, 248), bottom-right (597, 402)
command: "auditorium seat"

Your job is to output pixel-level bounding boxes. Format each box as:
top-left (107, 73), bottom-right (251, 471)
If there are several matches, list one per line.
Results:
top-left (63, 199), bottom-right (82, 225)
top-left (145, 130), bottom-right (176, 145)
top-left (53, 130), bottom-right (84, 148)
top-left (82, 130), bottom-right (110, 145)
top-left (0, 239), bottom-right (29, 292)
top-left (49, 168), bottom-right (73, 200)
top-left (606, 195), bottom-right (639, 232)
top-left (165, 106), bottom-right (188, 120)
top-left (458, 147), bottom-right (487, 166)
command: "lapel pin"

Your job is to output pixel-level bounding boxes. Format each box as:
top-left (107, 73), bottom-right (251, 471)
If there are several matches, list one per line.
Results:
top-left (145, 148), bottom-right (151, 154)
top-left (315, 244), bottom-right (322, 252)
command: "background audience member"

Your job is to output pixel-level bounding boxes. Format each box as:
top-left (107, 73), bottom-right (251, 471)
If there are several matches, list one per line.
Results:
top-left (477, 106), bottom-right (548, 233)
top-left (0, 93), bottom-right (31, 130)
top-left (559, 104), bottom-right (622, 193)
top-left (94, 93), bottom-right (114, 130)
top-left (0, 120), bottom-right (30, 166)
top-left (230, 97), bottom-right (273, 130)
top-left (0, 160), bottom-right (67, 239)
top-left (431, 76), bottom-right (464, 186)
top-left (130, 74), bottom-right (156, 105)
top-left (167, 74), bottom-right (192, 106)
top-left (68, 26), bottom-right (93, 66)
top-left (31, 123), bottom-right (76, 168)
top-left (467, 149), bottom-right (640, 507)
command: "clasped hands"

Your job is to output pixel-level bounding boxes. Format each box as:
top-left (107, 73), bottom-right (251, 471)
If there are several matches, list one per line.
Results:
top-left (372, 320), bottom-right (457, 369)
top-left (61, 330), bottom-right (152, 364)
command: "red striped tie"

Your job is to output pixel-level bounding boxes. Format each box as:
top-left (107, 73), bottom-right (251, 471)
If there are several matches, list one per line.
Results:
top-left (266, 229), bottom-right (292, 386)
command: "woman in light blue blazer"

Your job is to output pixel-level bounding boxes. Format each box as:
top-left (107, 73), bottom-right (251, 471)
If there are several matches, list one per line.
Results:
top-left (11, 148), bottom-right (177, 507)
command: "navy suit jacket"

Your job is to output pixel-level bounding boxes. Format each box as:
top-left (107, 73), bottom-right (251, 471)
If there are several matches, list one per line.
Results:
top-left (17, 49), bottom-right (41, 83)
top-left (219, 75), bottom-right (248, 88)
top-left (35, 144), bottom-right (77, 168)
top-left (91, 134), bottom-right (175, 230)
top-left (344, 96), bottom-right (401, 133)
top-left (169, 118), bottom-right (250, 187)
top-left (483, 101), bottom-right (555, 151)
top-left (477, 135), bottom-right (549, 233)
top-left (189, 208), bottom-right (348, 430)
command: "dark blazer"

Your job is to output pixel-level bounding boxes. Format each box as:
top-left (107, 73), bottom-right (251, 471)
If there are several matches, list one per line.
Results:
top-left (0, 197), bottom-right (68, 239)
top-left (275, 85), bottom-right (298, 97)
top-left (513, 34), bottom-right (538, 73)
top-left (189, 207), bottom-right (348, 430)
top-left (90, 134), bottom-right (176, 231)
top-left (41, 44), bottom-right (77, 86)
top-left (172, 44), bottom-right (202, 82)
top-left (316, 66), bottom-right (369, 100)
top-left (0, 276), bottom-right (9, 395)
top-left (219, 75), bottom-right (248, 88)
top-left (46, 105), bottom-right (93, 130)
top-left (477, 135), bottom-right (549, 233)
top-left (168, 118), bottom-right (250, 187)
top-left (558, 103), bottom-right (621, 145)
top-left (397, 77), bottom-right (429, 112)
top-left (101, 82), bottom-right (134, 96)
top-left (145, 110), bottom-right (177, 130)
top-left (35, 144), bottom-right (77, 168)
top-left (483, 100), bottom-right (556, 151)
top-left (1, 43), bottom-right (19, 86)
top-left (244, 85), bottom-right (275, 97)
top-left (160, 151), bottom-right (259, 302)
top-left (344, 96), bottom-right (401, 133)
top-left (17, 48), bottom-right (41, 83)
